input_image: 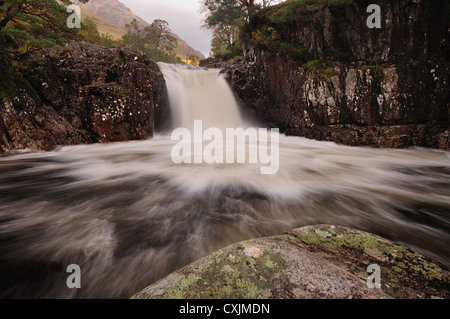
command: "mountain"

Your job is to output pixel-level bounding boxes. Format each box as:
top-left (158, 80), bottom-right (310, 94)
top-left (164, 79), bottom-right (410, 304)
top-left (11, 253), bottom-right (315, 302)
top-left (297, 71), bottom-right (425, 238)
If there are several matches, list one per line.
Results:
top-left (79, 6), bottom-right (126, 39)
top-left (80, 0), bottom-right (205, 60)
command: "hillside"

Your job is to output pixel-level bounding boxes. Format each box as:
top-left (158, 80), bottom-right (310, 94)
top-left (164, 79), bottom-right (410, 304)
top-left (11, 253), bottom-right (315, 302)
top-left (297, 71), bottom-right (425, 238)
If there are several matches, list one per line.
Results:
top-left (80, 7), bottom-right (126, 40)
top-left (81, 0), bottom-right (205, 60)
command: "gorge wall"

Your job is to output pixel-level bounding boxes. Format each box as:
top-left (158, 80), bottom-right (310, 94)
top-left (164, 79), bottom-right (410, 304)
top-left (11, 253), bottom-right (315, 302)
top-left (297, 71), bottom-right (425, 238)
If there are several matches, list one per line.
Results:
top-left (1, 1), bottom-right (448, 153)
top-left (0, 42), bottom-right (166, 153)
top-left (224, 0), bottom-right (449, 149)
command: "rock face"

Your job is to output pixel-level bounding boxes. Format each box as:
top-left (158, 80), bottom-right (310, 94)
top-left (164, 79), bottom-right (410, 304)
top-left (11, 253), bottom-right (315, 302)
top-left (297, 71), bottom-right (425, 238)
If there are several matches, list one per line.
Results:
top-left (245, 0), bottom-right (448, 64)
top-left (224, 0), bottom-right (449, 149)
top-left (132, 225), bottom-right (449, 299)
top-left (199, 57), bottom-right (237, 69)
top-left (0, 42), bottom-right (166, 153)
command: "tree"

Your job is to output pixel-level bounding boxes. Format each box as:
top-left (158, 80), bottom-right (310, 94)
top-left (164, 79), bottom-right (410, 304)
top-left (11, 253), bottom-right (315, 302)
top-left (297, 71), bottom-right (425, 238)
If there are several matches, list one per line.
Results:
top-left (122, 18), bottom-right (146, 52)
top-left (99, 32), bottom-right (116, 47)
top-left (209, 24), bottom-right (241, 58)
top-left (201, 0), bottom-right (246, 57)
top-left (148, 19), bottom-right (177, 55)
top-left (121, 18), bottom-right (179, 63)
top-left (81, 17), bottom-right (101, 44)
top-left (0, 0), bottom-right (89, 97)
top-left (80, 17), bottom-right (117, 47)
top-left (0, 0), bottom-right (88, 59)
top-left (201, 0), bottom-right (282, 58)
top-left (202, 0), bottom-right (282, 26)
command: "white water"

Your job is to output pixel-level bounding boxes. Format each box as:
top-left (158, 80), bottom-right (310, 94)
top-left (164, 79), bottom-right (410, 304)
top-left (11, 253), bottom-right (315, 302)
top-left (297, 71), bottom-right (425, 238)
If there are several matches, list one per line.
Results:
top-left (0, 64), bottom-right (449, 298)
top-left (158, 63), bottom-right (244, 130)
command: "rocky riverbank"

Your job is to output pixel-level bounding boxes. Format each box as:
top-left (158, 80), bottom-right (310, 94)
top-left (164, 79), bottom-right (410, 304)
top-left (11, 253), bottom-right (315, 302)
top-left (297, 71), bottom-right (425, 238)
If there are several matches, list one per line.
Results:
top-left (222, 0), bottom-right (449, 149)
top-left (132, 225), bottom-right (450, 299)
top-left (0, 42), bottom-right (166, 153)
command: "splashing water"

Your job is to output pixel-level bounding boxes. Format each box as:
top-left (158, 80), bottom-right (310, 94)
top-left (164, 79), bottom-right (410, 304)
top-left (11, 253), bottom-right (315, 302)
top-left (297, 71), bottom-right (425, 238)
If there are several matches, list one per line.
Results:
top-left (0, 64), bottom-right (449, 298)
top-left (158, 63), bottom-right (245, 130)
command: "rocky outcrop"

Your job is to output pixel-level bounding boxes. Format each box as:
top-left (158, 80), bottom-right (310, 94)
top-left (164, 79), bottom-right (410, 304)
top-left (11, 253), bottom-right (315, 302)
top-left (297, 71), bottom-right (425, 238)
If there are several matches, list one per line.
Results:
top-left (224, 0), bottom-right (449, 149)
top-left (132, 225), bottom-right (449, 299)
top-left (0, 42), bottom-right (166, 153)
top-left (243, 0), bottom-right (448, 64)
top-left (225, 55), bottom-right (449, 149)
top-left (199, 57), bottom-right (236, 69)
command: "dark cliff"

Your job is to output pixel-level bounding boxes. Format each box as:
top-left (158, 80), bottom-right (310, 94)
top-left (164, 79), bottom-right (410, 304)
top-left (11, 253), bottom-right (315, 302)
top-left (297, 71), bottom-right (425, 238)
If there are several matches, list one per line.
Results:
top-left (224, 0), bottom-right (449, 149)
top-left (0, 42), bottom-right (166, 153)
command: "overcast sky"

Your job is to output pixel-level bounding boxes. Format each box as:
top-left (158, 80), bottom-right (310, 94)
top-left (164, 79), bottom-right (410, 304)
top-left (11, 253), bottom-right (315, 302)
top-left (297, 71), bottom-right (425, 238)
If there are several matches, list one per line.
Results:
top-left (119, 0), bottom-right (212, 57)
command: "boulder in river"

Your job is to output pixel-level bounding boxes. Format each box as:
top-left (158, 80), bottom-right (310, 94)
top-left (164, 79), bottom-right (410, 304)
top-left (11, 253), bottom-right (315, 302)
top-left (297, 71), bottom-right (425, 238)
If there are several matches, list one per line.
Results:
top-left (132, 225), bottom-right (449, 299)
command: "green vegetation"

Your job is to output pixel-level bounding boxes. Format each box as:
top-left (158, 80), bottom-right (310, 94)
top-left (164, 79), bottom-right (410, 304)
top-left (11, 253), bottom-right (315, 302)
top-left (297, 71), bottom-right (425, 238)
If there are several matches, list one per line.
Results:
top-left (267, 0), bottom-right (354, 23)
top-left (120, 18), bottom-right (181, 64)
top-left (79, 7), bottom-right (126, 41)
top-left (300, 59), bottom-right (340, 80)
top-left (242, 0), bottom-right (356, 62)
top-left (185, 53), bottom-right (200, 66)
top-left (303, 59), bottom-right (322, 71)
top-left (201, 0), bottom-right (247, 59)
top-left (201, 1), bottom-right (283, 59)
top-left (80, 16), bottom-right (187, 64)
top-left (0, 1), bottom-right (184, 99)
top-left (0, 0), bottom-right (90, 99)
top-left (201, 0), bottom-right (357, 62)
top-left (0, 1), bottom-right (88, 58)
top-left (80, 18), bottom-right (117, 47)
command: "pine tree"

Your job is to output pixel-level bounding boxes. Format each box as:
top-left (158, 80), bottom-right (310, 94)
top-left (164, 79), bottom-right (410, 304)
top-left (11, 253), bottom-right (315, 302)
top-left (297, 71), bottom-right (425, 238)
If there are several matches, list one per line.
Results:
top-left (0, 0), bottom-right (88, 97)
top-left (0, 0), bottom-right (88, 58)
top-left (121, 18), bottom-right (179, 63)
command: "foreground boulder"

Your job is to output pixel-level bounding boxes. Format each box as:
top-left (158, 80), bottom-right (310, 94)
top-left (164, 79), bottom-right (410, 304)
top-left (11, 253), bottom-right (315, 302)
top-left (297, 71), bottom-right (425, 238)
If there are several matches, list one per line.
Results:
top-left (132, 225), bottom-right (449, 299)
top-left (0, 42), bottom-right (166, 153)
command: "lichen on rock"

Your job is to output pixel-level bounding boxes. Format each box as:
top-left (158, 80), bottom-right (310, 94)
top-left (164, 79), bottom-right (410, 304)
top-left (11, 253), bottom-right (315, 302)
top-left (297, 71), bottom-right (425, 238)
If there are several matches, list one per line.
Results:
top-left (131, 225), bottom-right (449, 299)
top-left (224, 0), bottom-right (449, 150)
top-left (0, 42), bottom-right (167, 153)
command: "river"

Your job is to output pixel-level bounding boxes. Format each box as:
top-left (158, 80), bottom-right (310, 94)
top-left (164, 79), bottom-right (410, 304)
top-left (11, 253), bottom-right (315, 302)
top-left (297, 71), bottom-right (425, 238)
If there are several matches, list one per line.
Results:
top-left (0, 63), bottom-right (448, 298)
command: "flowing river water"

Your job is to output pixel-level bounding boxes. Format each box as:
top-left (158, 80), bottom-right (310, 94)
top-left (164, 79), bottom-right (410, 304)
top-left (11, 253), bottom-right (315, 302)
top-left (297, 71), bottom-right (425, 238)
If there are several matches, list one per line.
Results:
top-left (0, 64), bottom-right (449, 298)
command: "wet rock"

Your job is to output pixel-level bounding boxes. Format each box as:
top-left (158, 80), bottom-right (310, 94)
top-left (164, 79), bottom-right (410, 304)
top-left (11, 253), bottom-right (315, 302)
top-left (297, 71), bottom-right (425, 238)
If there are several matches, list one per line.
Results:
top-left (199, 57), bottom-right (237, 69)
top-left (0, 42), bottom-right (166, 153)
top-left (224, 1), bottom-right (449, 150)
top-left (131, 225), bottom-right (449, 299)
top-left (245, 0), bottom-right (448, 65)
top-left (225, 55), bottom-right (449, 150)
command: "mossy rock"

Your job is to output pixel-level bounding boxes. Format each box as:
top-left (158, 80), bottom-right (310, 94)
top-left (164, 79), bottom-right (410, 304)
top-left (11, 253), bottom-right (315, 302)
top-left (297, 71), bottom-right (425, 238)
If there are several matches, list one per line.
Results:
top-left (131, 225), bottom-right (449, 299)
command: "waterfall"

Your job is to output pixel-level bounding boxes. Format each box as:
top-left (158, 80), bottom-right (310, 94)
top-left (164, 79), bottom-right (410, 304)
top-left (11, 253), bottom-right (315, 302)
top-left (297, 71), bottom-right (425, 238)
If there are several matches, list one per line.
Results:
top-left (158, 63), bottom-right (245, 130)
top-left (0, 64), bottom-right (449, 298)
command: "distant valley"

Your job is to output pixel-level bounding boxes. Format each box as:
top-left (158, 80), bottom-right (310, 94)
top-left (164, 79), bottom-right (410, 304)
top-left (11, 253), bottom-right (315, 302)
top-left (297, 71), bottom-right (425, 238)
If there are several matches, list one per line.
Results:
top-left (80, 0), bottom-right (206, 60)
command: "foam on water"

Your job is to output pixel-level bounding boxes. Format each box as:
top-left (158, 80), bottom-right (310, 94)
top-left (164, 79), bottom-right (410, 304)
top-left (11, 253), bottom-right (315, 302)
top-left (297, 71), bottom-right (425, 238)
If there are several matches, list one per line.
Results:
top-left (0, 64), bottom-right (448, 298)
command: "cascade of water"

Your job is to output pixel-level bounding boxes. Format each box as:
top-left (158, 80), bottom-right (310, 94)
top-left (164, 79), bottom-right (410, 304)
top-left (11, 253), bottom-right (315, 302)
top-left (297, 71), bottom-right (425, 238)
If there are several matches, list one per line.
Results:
top-left (158, 63), bottom-right (244, 130)
top-left (0, 64), bottom-right (448, 298)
